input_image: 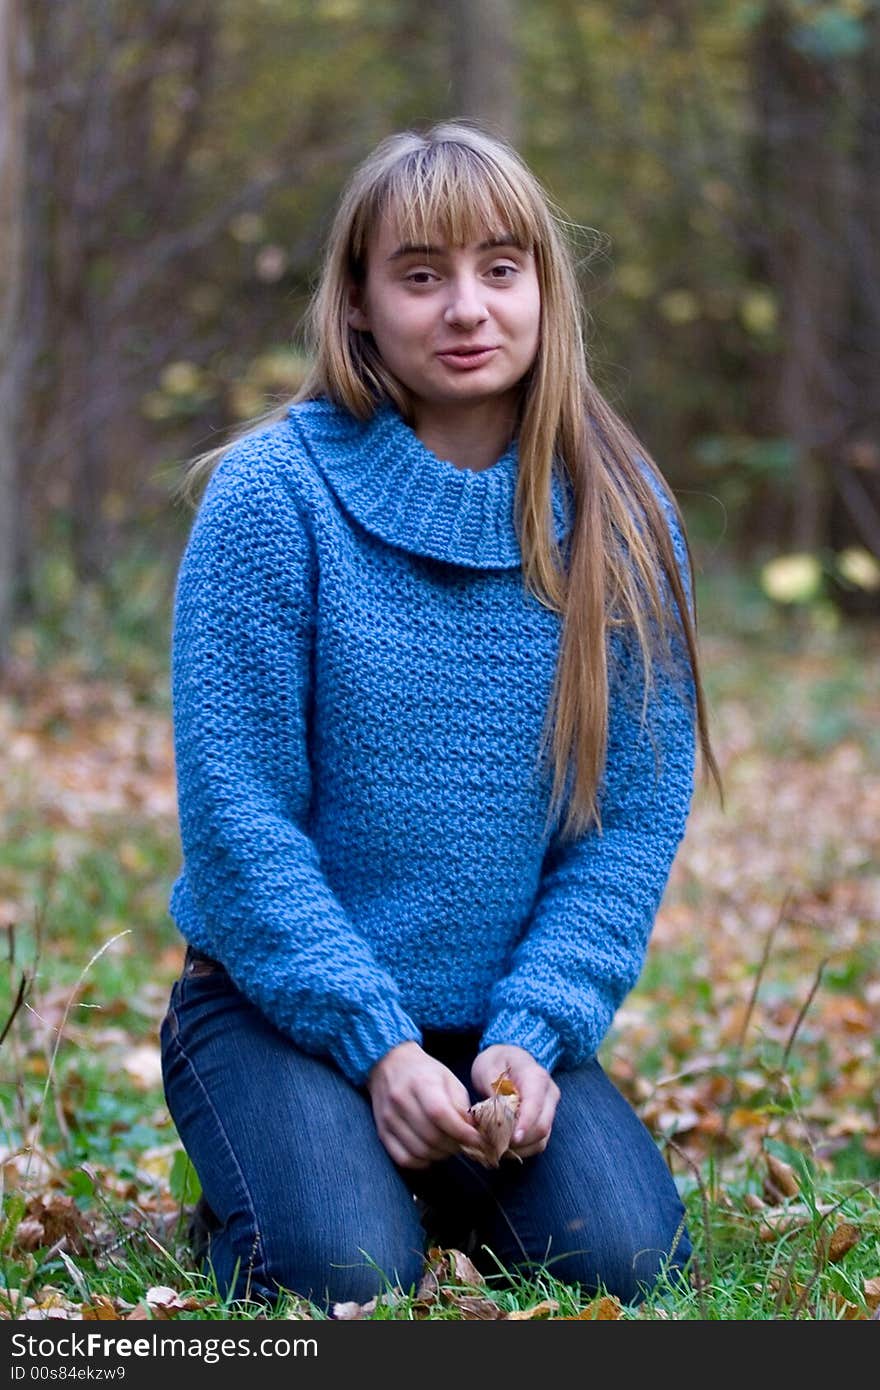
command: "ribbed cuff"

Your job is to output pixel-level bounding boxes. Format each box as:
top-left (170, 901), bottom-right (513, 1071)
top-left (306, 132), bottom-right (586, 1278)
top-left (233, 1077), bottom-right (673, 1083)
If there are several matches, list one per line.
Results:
top-left (329, 999), bottom-right (423, 1087)
top-left (479, 1009), bottom-right (564, 1073)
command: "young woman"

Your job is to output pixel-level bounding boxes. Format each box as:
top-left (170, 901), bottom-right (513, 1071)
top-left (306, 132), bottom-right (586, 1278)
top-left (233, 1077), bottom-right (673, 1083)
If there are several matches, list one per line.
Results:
top-left (160, 119), bottom-right (720, 1312)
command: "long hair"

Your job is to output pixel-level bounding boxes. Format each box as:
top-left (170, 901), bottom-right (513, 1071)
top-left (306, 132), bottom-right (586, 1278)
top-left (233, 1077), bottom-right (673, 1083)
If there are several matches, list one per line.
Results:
top-left (184, 120), bottom-right (722, 840)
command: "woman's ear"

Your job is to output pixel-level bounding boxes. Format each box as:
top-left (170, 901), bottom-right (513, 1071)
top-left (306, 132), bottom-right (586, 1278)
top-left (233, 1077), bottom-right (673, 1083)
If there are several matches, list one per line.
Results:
top-left (347, 285), bottom-right (370, 331)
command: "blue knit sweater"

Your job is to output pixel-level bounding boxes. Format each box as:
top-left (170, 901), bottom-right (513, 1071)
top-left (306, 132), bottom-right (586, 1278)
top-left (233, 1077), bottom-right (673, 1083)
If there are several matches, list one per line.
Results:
top-left (169, 398), bottom-right (696, 1085)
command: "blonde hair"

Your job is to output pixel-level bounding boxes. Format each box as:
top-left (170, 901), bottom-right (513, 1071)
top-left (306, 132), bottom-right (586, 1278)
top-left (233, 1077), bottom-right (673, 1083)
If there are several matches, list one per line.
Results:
top-left (184, 120), bottom-right (721, 839)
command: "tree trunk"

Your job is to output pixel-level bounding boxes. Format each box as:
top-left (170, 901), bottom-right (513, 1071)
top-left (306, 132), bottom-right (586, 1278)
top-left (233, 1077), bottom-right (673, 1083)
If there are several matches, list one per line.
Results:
top-left (448, 0), bottom-right (520, 144)
top-left (830, 3), bottom-right (880, 612)
top-left (748, 3), bottom-right (880, 614)
top-left (751, 2), bottom-right (849, 554)
top-left (0, 0), bottom-right (29, 665)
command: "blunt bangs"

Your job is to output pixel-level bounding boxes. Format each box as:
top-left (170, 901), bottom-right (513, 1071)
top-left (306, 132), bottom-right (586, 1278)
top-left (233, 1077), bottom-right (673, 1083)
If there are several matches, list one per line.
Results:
top-left (351, 140), bottom-right (544, 272)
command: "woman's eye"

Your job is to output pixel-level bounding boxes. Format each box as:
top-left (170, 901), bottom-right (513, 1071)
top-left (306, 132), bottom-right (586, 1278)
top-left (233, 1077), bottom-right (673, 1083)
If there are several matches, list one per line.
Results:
top-left (488, 264), bottom-right (517, 280)
top-left (405, 269), bottom-right (436, 284)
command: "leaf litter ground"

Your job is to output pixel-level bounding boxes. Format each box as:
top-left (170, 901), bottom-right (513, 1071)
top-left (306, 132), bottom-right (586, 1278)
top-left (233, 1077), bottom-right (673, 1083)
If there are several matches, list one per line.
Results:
top-left (0, 615), bottom-right (878, 1319)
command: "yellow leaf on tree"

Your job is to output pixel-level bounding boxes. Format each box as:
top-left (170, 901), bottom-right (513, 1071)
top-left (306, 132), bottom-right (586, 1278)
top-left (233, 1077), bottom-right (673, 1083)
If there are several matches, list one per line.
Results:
top-left (760, 553), bottom-right (822, 605)
top-left (837, 547), bottom-right (880, 592)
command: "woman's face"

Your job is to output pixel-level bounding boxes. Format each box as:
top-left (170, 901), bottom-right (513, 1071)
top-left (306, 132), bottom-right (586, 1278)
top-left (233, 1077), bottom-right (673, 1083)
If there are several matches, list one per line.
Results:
top-left (348, 212), bottom-right (541, 427)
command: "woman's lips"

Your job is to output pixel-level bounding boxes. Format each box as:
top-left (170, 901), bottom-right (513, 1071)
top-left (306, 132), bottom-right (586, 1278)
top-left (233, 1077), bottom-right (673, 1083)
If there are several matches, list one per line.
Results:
top-left (436, 346), bottom-right (498, 370)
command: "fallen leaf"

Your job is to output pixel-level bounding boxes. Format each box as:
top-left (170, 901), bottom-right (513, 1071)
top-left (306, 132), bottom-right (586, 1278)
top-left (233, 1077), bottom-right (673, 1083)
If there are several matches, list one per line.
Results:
top-left (505, 1299), bottom-right (560, 1320)
top-left (443, 1294), bottom-right (506, 1319)
top-left (30, 1290), bottom-right (76, 1313)
top-left (449, 1249), bottom-right (484, 1287)
top-left (280, 1300), bottom-right (317, 1320)
top-left (863, 1277), bottom-right (880, 1311)
top-left (122, 1044), bottom-right (163, 1090)
top-left (554, 1296), bottom-right (622, 1320)
top-left (763, 1152), bottom-right (800, 1202)
top-left (759, 1215), bottom-right (809, 1241)
top-left (14, 1220), bottom-right (47, 1252)
top-left (146, 1285), bottom-right (182, 1307)
top-left (419, 1247), bottom-right (486, 1301)
top-left (331, 1290), bottom-right (402, 1320)
top-left (826, 1223), bottom-right (861, 1263)
top-left (332, 1299), bottom-right (375, 1320)
top-left (82, 1297), bottom-right (122, 1320)
top-left (826, 1291), bottom-right (865, 1320)
top-left (134, 1286), bottom-right (207, 1320)
top-left (20, 1194), bottom-right (92, 1253)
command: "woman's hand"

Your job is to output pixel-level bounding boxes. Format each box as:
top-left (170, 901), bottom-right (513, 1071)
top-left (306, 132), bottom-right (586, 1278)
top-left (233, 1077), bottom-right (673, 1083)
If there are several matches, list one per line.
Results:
top-left (366, 1042), bottom-right (488, 1170)
top-left (471, 1044), bottom-right (560, 1160)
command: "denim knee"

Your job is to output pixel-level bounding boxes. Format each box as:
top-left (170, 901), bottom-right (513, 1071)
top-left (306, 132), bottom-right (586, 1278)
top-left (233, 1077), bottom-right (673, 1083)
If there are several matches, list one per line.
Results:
top-left (204, 1201), bottom-right (426, 1309)
top-left (521, 1206), bottom-right (692, 1305)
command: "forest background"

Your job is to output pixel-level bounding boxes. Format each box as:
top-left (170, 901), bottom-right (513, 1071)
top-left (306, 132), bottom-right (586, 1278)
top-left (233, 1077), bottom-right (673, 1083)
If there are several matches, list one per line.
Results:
top-left (0, 0), bottom-right (878, 1322)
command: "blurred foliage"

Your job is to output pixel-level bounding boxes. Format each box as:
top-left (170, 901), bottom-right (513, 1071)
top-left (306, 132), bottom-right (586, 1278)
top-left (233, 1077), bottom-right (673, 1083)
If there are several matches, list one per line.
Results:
top-left (13, 518), bottom-right (176, 696)
top-left (10, 0), bottom-right (880, 631)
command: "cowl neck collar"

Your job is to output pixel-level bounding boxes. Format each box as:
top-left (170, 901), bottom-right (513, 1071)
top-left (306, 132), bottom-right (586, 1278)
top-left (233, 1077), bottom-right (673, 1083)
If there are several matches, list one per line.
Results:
top-left (288, 397), bottom-right (571, 571)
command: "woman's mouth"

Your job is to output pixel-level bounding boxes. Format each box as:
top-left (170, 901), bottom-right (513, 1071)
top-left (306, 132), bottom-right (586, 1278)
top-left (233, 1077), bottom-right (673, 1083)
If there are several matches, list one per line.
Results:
top-left (436, 346), bottom-right (498, 370)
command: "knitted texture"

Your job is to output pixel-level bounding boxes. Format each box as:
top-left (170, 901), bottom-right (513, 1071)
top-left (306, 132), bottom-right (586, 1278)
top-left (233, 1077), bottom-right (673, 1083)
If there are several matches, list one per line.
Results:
top-left (169, 398), bottom-right (696, 1085)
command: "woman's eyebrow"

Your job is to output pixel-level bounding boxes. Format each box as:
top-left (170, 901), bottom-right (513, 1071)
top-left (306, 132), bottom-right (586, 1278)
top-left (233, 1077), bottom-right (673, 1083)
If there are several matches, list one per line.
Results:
top-left (385, 235), bottom-right (524, 262)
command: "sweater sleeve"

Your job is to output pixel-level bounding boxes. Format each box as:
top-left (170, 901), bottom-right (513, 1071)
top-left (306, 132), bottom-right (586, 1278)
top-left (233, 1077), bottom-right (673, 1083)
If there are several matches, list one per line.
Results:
top-left (480, 480), bottom-right (697, 1073)
top-left (169, 437), bottom-right (421, 1085)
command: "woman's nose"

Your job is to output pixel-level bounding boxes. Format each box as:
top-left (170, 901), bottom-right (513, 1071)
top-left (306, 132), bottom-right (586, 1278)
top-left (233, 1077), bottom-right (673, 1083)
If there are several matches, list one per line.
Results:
top-left (443, 278), bottom-right (489, 327)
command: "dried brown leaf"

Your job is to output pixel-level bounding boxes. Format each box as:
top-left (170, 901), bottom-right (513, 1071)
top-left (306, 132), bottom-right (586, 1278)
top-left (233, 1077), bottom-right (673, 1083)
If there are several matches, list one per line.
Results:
top-left (415, 1273), bottom-right (440, 1306)
top-left (764, 1152), bottom-right (800, 1199)
top-left (449, 1249), bottom-right (484, 1287)
top-left (136, 1286), bottom-right (205, 1320)
top-left (862, 1277), bottom-right (880, 1311)
top-left (82, 1297), bottom-right (122, 1321)
top-left (416, 1247), bottom-right (485, 1308)
top-left (31, 1290), bottom-right (76, 1313)
top-left (418, 1246), bottom-right (502, 1316)
top-left (758, 1214), bottom-right (809, 1241)
top-left (505, 1299), bottom-right (560, 1320)
top-left (22, 1195), bottom-right (93, 1255)
top-left (417, 1248), bottom-right (450, 1303)
top-left (827, 1292), bottom-right (865, 1320)
top-left (331, 1291), bottom-right (402, 1320)
top-left (280, 1300), bottom-right (317, 1320)
top-left (463, 1072), bottom-right (521, 1167)
top-left (332, 1299), bottom-right (376, 1320)
top-left (554, 1296), bottom-right (622, 1320)
top-left (146, 1286), bottom-right (183, 1308)
top-left (121, 1045), bottom-right (164, 1090)
top-left (826, 1222), bottom-right (861, 1263)
top-left (15, 1220), bottom-right (46, 1252)
top-left (444, 1293), bottom-right (506, 1319)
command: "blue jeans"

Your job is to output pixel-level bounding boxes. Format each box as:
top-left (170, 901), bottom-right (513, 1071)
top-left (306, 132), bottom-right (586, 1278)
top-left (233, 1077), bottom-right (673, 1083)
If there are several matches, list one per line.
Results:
top-left (160, 948), bottom-right (691, 1309)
